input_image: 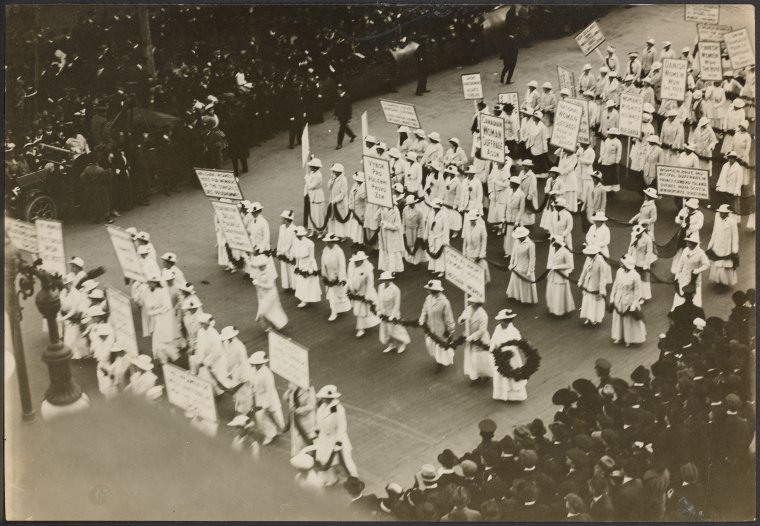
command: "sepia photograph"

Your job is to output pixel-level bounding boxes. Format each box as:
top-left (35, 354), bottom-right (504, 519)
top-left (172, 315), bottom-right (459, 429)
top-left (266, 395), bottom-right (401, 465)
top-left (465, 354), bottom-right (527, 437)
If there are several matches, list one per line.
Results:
top-left (3, 1), bottom-right (756, 521)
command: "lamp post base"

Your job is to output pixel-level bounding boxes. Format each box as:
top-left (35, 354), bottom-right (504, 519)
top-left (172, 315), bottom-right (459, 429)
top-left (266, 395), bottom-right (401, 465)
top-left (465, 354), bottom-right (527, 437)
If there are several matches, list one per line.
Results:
top-left (40, 393), bottom-right (90, 422)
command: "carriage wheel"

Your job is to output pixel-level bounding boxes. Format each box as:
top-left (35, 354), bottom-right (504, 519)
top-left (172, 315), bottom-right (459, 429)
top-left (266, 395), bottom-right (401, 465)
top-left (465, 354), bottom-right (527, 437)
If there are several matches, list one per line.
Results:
top-left (24, 195), bottom-right (58, 221)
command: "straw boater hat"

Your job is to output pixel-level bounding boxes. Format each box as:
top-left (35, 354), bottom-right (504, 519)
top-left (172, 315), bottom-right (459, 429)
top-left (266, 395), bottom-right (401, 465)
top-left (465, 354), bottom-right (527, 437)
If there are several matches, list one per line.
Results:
top-left (684, 232), bottom-right (700, 244)
top-left (646, 135), bottom-right (661, 145)
top-left (280, 209), bottom-right (295, 220)
top-left (248, 351), bottom-right (268, 365)
top-left (316, 384), bottom-right (341, 399)
top-left (350, 251), bottom-right (369, 263)
top-left (307, 157), bottom-right (322, 168)
top-left (684, 198), bottom-right (700, 209)
top-left (444, 165), bottom-right (458, 176)
top-left (405, 151), bottom-right (418, 162)
top-left (643, 187), bottom-right (659, 199)
top-left (69, 256), bottom-right (84, 268)
top-left (542, 81), bottom-right (552, 90)
top-left (424, 279), bottom-right (444, 292)
top-left (294, 225), bottom-right (307, 237)
top-left (388, 147), bottom-right (401, 158)
top-left (620, 254), bottom-right (636, 269)
top-left (220, 326), bottom-right (239, 340)
top-left (716, 204), bottom-right (732, 214)
top-left (322, 232), bottom-right (341, 243)
top-left (646, 37), bottom-right (655, 45)
top-left (136, 231), bottom-right (151, 242)
top-left (398, 126), bottom-right (411, 133)
top-left (161, 252), bottom-right (177, 263)
top-left (592, 212), bottom-right (608, 222)
top-left (512, 226), bottom-right (530, 239)
top-left (428, 132), bottom-right (441, 142)
top-left (583, 244), bottom-right (601, 255)
top-left (495, 308), bottom-right (517, 321)
top-left (161, 268), bottom-right (177, 281)
top-left (250, 201), bottom-right (263, 213)
top-left (352, 171), bottom-right (365, 182)
top-left (132, 354), bottom-right (154, 371)
top-left (733, 98), bottom-right (746, 109)
top-left (414, 129), bottom-right (426, 138)
top-left (378, 271), bottom-right (394, 281)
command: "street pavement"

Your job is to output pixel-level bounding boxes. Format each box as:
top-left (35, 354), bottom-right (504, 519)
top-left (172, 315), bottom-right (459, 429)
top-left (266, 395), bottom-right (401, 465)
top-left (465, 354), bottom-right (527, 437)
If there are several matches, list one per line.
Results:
top-left (5, 3), bottom-right (756, 516)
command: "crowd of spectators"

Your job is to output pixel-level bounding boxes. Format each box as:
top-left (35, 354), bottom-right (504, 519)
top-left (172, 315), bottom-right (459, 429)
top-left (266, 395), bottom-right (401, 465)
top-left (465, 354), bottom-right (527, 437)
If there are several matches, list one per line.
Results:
top-left (344, 285), bottom-right (756, 521)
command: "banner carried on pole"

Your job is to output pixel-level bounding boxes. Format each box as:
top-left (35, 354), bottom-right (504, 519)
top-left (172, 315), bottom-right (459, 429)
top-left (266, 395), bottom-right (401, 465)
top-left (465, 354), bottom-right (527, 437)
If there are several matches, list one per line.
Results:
top-left (557, 65), bottom-right (576, 98)
top-left (163, 364), bottom-right (218, 423)
top-left (194, 168), bottom-right (243, 201)
top-left (361, 111), bottom-right (369, 142)
top-left (567, 98), bottom-right (590, 145)
top-left (268, 331), bottom-right (310, 390)
top-left (723, 28), bottom-right (755, 70)
top-left (210, 200), bottom-right (255, 253)
top-left (697, 23), bottom-right (732, 43)
top-left (618, 93), bottom-right (644, 138)
top-left (479, 114), bottom-right (506, 163)
top-left (685, 4), bottom-right (720, 24)
top-left (656, 165), bottom-right (710, 199)
top-left (106, 225), bottom-right (146, 282)
top-left (574, 20), bottom-right (605, 56)
top-left (549, 100), bottom-right (583, 151)
top-left (362, 155), bottom-right (393, 209)
top-left (6, 218), bottom-right (38, 254)
top-left (497, 92), bottom-right (520, 109)
top-left (698, 41), bottom-right (723, 81)
top-left (34, 219), bottom-right (67, 277)
top-left (461, 73), bottom-right (484, 100)
top-left (443, 246), bottom-right (485, 300)
top-left (301, 124), bottom-right (310, 168)
top-left (379, 100), bottom-right (421, 129)
top-left (660, 58), bottom-right (688, 101)
top-left (106, 287), bottom-right (139, 357)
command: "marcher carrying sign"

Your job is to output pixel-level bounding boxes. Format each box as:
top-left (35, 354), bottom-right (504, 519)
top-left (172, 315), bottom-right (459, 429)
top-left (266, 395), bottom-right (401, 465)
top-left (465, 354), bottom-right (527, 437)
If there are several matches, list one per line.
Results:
top-left (618, 93), bottom-right (644, 138)
top-left (479, 113), bottom-right (506, 163)
top-left (379, 99), bottom-right (421, 129)
top-left (195, 168), bottom-right (244, 201)
top-left (6, 218), bottom-right (38, 254)
top-left (567, 98), bottom-right (591, 145)
top-left (550, 100), bottom-right (583, 151)
top-left (362, 155), bottom-right (393, 209)
top-left (211, 200), bottom-right (255, 253)
top-left (106, 287), bottom-right (139, 357)
top-left (698, 41), bottom-right (723, 82)
top-left (656, 165), bottom-right (710, 200)
top-left (268, 330), bottom-right (310, 390)
top-left (723, 28), bottom-right (755, 70)
top-left (34, 219), bottom-right (67, 277)
top-left (461, 73), bottom-right (484, 100)
top-left (163, 363), bottom-right (218, 423)
top-left (557, 65), bottom-right (576, 98)
top-left (574, 20), bottom-right (605, 56)
top-left (443, 246), bottom-right (485, 300)
top-left (660, 58), bottom-right (688, 101)
top-left (106, 225), bottom-right (146, 282)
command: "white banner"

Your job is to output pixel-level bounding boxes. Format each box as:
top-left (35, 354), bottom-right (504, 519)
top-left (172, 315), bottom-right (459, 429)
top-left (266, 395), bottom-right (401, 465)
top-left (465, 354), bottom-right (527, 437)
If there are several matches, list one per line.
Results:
top-left (698, 41), bottom-right (723, 81)
top-left (194, 168), bottom-right (243, 201)
top-left (461, 73), bottom-right (484, 100)
top-left (6, 218), bottom-right (38, 254)
top-left (211, 200), bottom-right (255, 253)
top-left (163, 364), bottom-right (218, 423)
top-left (685, 4), bottom-right (720, 24)
top-left (618, 93), bottom-right (644, 138)
top-left (361, 111), bottom-right (369, 143)
top-left (550, 100), bottom-right (583, 151)
top-left (557, 65), bottom-right (576, 98)
top-left (301, 124), bottom-right (310, 168)
top-left (656, 165), bottom-right (710, 199)
top-left (443, 246), bottom-right (485, 300)
top-left (498, 92), bottom-right (520, 109)
top-left (106, 225), bottom-right (146, 282)
top-left (567, 98), bottom-right (590, 145)
top-left (268, 331), bottom-right (310, 390)
top-left (379, 99), bottom-right (421, 129)
top-left (724, 28), bottom-right (755, 70)
top-left (660, 58), bottom-right (688, 101)
top-left (697, 23), bottom-right (732, 43)
top-left (574, 20), bottom-right (606, 56)
top-left (106, 287), bottom-right (139, 357)
top-left (362, 155), bottom-right (393, 209)
top-left (479, 114), bottom-right (506, 163)
top-left (34, 219), bottom-right (66, 277)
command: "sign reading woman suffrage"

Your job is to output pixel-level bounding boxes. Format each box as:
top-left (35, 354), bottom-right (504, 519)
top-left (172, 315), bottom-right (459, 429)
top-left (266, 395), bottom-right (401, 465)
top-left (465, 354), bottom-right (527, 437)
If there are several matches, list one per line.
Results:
top-left (550, 100), bottom-right (583, 151)
top-left (479, 113), bottom-right (506, 163)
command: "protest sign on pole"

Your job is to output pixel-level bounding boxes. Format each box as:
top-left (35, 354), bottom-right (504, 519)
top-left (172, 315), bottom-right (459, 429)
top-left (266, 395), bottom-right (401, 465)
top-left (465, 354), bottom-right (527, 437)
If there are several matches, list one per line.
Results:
top-left (461, 73), bottom-right (484, 100)
top-left (106, 225), bottom-right (146, 282)
top-left (163, 364), bottom-right (218, 423)
top-left (34, 219), bottom-right (66, 277)
top-left (557, 65), bottom-right (576, 98)
top-left (194, 168), bottom-right (244, 201)
top-left (361, 111), bottom-right (369, 142)
top-left (498, 92), bottom-right (520, 109)
top-left (618, 93), bottom-right (644, 138)
top-left (6, 218), bottom-right (38, 254)
top-left (723, 28), bottom-right (755, 70)
top-left (210, 200), bottom-right (254, 253)
top-left (567, 98), bottom-right (590, 145)
top-left (443, 246), bottom-right (485, 300)
top-left (379, 99), bottom-right (421, 129)
top-left (697, 23), bottom-right (732, 42)
top-left (660, 58), bottom-right (688, 101)
top-left (685, 4), bottom-right (720, 24)
top-left (698, 41), bottom-right (723, 81)
top-left (574, 20), bottom-right (605, 56)
top-left (550, 100), bottom-right (583, 151)
top-left (656, 165), bottom-right (710, 199)
top-left (268, 330), bottom-right (310, 390)
top-left (479, 113), bottom-right (506, 163)
top-left (301, 124), bottom-right (310, 168)
top-left (362, 155), bottom-right (393, 208)
top-left (106, 287), bottom-right (139, 357)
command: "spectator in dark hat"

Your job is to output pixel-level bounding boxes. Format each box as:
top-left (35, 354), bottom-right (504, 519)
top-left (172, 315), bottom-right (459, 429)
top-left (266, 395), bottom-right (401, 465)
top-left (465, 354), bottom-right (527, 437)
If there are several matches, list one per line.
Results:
top-left (473, 418), bottom-right (497, 456)
top-left (436, 449), bottom-right (463, 490)
top-left (594, 358), bottom-right (612, 388)
top-left (344, 477), bottom-right (380, 518)
top-left (588, 472), bottom-right (615, 521)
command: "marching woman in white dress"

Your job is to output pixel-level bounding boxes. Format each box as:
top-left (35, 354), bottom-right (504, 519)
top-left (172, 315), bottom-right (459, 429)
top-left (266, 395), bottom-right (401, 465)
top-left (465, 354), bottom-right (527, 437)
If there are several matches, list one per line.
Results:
top-left (670, 198), bottom-right (704, 274)
top-left (304, 157), bottom-right (327, 236)
top-left (327, 163), bottom-right (350, 239)
top-left (707, 204), bottom-right (739, 286)
top-left (672, 233), bottom-right (711, 309)
top-left (462, 210), bottom-right (490, 284)
top-left (292, 226), bottom-right (322, 308)
top-left (145, 274), bottom-right (180, 364)
top-left (507, 226), bottom-right (538, 304)
top-left (610, 254), bottom-right (646, 346)
top-left (545, 236), bottom-right (575, 316)
top-left (502, 176), bottom-right (526, 257)
top-left (489, 309), bottom-right (527, 402)
top-left (487, 159), bottom-right (510, 228)
top-left (346, 251), bottom-right (380, 338)
top-left (375, 202), bottom-right (405, 274)
top-left (418, 279), bottom-right (456, 372)
top-left (61, 273), bottom-right (90, 359)
top-left (376, 271), bottom-right (411, 354)
top-left (276, 210), bottom-right (296, 292)
top-left (214, 212), bottom-right (236, 273)
top-left (518, 159), bottom-right (539, 227)
top-left (347, 172), bottom-right (367, 245)
top-left (425, 198), bottom-right (450, 277)
top-left (627, 224), bottom-right (656, 300)
top-left (248, 351), bottom-right (286, 445)
top-left (251, 255), bottom-right (288, 332)
top-left (578, 244), bottom-right (612, 326)
top-left (320, 233), bottom-right (352, 321)
top-left (629, 187), bottom-right (659, 241)
top-left (402, 195), bottom-right (428, 266)
top-left (459, 296), bottom-right (492, 384)
top-left (245, 202), bottom-right (277, 279)
top-left (313, 385), bottom-right (359, 483)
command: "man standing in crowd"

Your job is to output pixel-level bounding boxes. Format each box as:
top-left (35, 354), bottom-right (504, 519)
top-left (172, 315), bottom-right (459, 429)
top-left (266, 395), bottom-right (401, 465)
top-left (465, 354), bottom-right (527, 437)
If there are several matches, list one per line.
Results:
top-left (415, 37), bottom-right (430, 96)
top-left (334, 85), bottom-right (356, 150)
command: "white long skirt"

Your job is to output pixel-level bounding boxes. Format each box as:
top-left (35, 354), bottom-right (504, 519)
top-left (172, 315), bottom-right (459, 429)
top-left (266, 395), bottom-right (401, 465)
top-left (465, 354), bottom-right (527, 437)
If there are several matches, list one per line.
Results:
top-left (447, 209), bottom-right (463, 233)
top-left (295, 274), bottom-right (322, 303)
top-left (64, 321), bottom-right (91, 359)
top-left (404, 240), bottom-right (428, 265)
top-left (280, 262), bottom-right (295, 290)
top-left (546, 279), bottom-right (575, 315)
top-left (308, 202), bottom-right (326, 231)
top-left (610, 311), bottom-right (646, 343)
top-left (352, 300), bottom-right (380, 330)
top-left (347, 217), bottom-right (364, 244)
top-left (493, 374), bottom-right (527, 401)
top-left (463, 346), bottom-right (493, 380)
top-left (152, 312), bottom-right (180, 363)
top-left (328, 213), bottom-right (350, 239)
top-left (503, 224), bottom-right (515, 255)
top-left (326, 285), bottom-right (352, 314)
top-left (507, 274), bottom-right (538, 303)
top-left (425, 337), bottom-right (454, 365)
top-left (378, 250), bottom-right (404, 273)
top-left (580, 292), bottom-right (606, 323)
top-left (379, 321), bottom-right (411, 346)
top-left (709, 262), bottom-right (738, 286)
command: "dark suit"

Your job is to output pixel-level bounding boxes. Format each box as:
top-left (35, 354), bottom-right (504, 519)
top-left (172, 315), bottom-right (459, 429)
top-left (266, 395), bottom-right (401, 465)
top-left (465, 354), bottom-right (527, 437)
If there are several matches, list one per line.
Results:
top-left (414, 43), bottom-right (429, 95)
top-left (613, 478), bottom-right (644, 521)
top-left (589, 493), bottom-right (615, 521)
top-left (334, 93), bottom-right (356, 147)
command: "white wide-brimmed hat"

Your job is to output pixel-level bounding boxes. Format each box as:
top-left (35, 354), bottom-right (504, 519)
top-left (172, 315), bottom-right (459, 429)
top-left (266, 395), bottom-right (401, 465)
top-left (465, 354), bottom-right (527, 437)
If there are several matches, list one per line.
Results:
top-left (495, 308), bottom-right (517, 321)
top-left (684, 198), bottom-right (700, 209)
top-left (378, 271), bottom-right (394, 281)
top-left (350, 251), bottom-right (368, 262)
top-left (220, 326), bottom-right (239, 340)
top-left (424, 279), bottom-right (444, 292)
top-left (69, 256), bottom-right (84, 268)
top-left (280, 209), bottom-right (295, 220)
top-left (620, 254), bottom-right (636, 269)
top-left (716, 204), bottom-right (732, 213)
top-left (132, 354), bottom-right (154, 371)
top-left (248, 351), bottom-right (268, 365)
top-left (643, 187), bottom-right (659, 199)
top-left (592, 212), bottom-right (608, 221)
top-left (512, 226), bottom-right (530, 239)
top-left (307, 157), bottom-right (322, 168)
top-left (316, 384), bottom-right (341, 399)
